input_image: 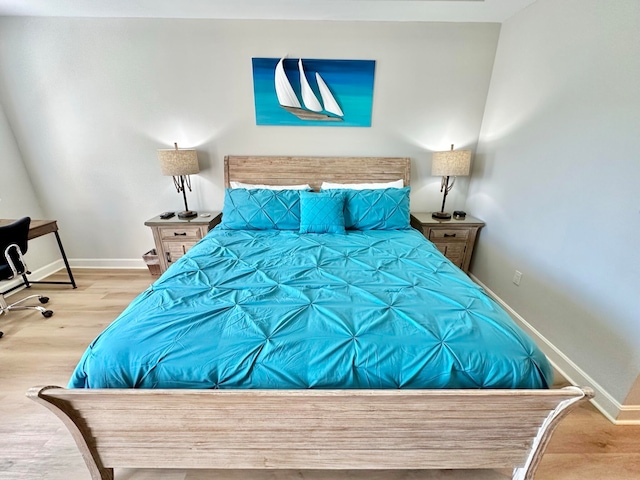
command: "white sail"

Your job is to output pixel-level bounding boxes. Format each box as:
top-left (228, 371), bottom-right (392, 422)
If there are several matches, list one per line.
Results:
top-left (298, 59), bottom-right (323, 112)
top-left (316, 73), bottom-right (343, 117)
top-left (274, 58), bottom-right (301, 109)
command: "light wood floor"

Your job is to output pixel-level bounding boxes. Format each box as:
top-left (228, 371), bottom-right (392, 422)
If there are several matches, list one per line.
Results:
top-left (1, 269), bottom-right (638, 480)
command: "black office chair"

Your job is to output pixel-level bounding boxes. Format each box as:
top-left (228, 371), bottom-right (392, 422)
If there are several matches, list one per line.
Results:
top-left (0, 217), bottom-right (53, 338)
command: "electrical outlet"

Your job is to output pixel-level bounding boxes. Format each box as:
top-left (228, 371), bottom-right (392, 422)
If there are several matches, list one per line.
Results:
top-left (512, 270), bottom-right (522, 286)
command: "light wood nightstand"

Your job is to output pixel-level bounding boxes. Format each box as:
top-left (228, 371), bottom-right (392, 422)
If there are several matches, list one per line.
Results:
top-left (145, 212), bottom-right (221, 273)
top-left (411, 212), bottom-right (485, 273)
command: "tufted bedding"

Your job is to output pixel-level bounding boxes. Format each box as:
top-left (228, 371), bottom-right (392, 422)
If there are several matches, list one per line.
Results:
top-left (69, 227), bottom-right (553, 390)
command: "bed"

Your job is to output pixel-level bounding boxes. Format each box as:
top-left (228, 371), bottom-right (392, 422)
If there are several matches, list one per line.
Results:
top-left (29, 155), bottom-right (592, 480)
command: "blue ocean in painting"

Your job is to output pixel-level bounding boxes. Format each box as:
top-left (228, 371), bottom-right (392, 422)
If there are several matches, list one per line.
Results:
top-left (252, 57), bottom-right (376, 127)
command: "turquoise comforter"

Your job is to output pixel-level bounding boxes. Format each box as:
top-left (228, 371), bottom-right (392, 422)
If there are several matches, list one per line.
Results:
top-left (69, 228), bottom-right (553, 389)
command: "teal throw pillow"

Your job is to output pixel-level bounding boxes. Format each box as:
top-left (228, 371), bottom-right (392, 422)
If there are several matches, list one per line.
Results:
top-left (299, 191), bottom-right (346, 234)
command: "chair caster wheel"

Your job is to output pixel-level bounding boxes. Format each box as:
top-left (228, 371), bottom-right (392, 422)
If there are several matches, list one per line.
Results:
top-left (42, 310), bottom-right (53, 318)
top-left (39, 296), bottom-right (49, 304)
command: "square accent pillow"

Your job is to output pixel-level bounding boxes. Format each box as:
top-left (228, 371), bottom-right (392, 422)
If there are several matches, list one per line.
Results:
top-left (321, 187), bottom-right (411, 230)
top-left (299, 191), bottom-right (346, 234)
top-left (220, 188), bottom-right (304, 230)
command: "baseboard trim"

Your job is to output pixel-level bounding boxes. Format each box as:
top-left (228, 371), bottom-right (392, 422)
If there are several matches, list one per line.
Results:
top-left (470, 274), bottom-right (640, 425)
top-left (3, 258), bottom-right (147, 295)
top-left (70, 258), bottom-right (147, 269)
top-left (616, 405), bottom-right (640, 425)
top-left (2, 259), bottom-right (68, 295)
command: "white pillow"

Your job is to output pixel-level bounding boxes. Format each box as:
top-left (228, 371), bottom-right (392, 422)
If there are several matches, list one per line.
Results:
top-left (230, 181), bottom-right (311, 190)
top-left (321, 179), bottom-right (404, 190)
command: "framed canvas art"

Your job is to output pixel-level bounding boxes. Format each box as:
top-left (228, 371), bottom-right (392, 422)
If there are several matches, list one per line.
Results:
top-left (252, 57), bottom-right (376, 127)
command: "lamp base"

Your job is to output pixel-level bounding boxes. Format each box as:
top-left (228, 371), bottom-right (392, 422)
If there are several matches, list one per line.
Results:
top-left (432, 211), bottom-right (452, 220)
top-left (177, 210), bottom-right (198, 219)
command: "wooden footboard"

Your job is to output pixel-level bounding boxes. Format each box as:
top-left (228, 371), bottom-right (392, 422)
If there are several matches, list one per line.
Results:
top-left (27, 386), bottom-right (592, 480)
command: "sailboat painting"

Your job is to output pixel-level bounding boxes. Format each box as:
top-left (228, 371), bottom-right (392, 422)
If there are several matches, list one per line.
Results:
top-left (252, 57), bottom-right (376, 127)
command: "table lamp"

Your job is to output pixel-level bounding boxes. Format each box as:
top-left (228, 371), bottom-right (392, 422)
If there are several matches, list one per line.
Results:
top-left (431, 144), bottom-right (471, 220)
top-left (158, 143), bottom-right (199, 219)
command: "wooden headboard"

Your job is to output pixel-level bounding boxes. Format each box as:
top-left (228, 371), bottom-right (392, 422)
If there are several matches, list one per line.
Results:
top-left (224, 155), bottom-right (411, 190)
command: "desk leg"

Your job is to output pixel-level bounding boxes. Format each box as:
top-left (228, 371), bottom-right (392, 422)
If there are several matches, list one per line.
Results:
top-left (54, 231), bottom-right (77, 288)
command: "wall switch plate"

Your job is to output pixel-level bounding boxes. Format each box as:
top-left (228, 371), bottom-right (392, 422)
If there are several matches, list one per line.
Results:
top-left (512, 270), bottom-right (522, 286)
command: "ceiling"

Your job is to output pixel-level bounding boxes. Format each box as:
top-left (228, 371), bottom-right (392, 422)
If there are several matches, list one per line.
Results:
top-left (0, 0), bottom-right (537, 23)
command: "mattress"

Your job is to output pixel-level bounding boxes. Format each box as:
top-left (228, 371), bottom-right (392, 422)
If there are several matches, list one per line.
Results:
top-left (69, 227), bottom-right (553, 389)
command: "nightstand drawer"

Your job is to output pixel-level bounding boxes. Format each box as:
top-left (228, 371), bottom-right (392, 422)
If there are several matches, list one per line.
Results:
top-left (435, 248), bottom-right (465, 268)
top-left (434, 243), bottom-right (465, 268)
top-left (434, 242), bottom-right (465, 257)
top-left (428, 229), bottom-right (469, 241)
top-left (447, 256), bottom-right (464, 269)
top-left (165, 241), bottom-right (198, 263)
top-left (160, 226), bottom-right (203, 240)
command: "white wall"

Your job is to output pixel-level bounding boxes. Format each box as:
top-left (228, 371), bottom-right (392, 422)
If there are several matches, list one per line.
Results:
top-left (0, 102), bottom-right (58, 268)
top-left (0, 17), bottom-right (499, 263)
top-left (469, 0), bottom-right (640, 411)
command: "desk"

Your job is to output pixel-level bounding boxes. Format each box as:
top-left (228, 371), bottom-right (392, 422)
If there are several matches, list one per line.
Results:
top-left (0, 219), bottom-right (77, 293)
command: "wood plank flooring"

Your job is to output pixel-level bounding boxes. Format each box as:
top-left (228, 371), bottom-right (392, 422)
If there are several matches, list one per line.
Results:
top-left (0, 269), bottom-right (638, 479)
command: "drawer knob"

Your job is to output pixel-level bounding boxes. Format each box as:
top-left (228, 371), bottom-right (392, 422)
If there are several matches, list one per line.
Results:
top-left (174, 232), bottom-right (187, 236)
top-left (444, 233), bottom-right (457, 238)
